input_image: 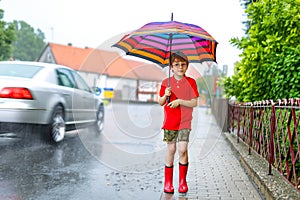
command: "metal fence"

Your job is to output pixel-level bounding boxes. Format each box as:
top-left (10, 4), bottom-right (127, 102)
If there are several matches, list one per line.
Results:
top-left (227, 98), bottom-right (300, 190)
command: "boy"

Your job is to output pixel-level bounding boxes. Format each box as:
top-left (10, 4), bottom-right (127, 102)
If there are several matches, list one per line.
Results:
top-left (158, 51), bottom-right (199, 193)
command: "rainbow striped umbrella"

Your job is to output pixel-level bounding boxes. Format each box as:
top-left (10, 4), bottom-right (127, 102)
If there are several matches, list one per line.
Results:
top-left (112, 15), bottom-right (218, 68)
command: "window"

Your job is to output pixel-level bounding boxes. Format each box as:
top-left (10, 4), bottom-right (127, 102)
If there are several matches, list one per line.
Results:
top-left (56, 68), bottom-right (75, 88)
top-left (72, 71), bottom-right (91, 92)
top-left (0, 64), bottom-right (42, 78)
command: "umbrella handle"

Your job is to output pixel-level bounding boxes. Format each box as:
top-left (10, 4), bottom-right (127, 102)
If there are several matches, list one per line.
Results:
top-left (167, 32), bottom-right (173, 104)
top-left (167, 64), bottom-right (171, 103)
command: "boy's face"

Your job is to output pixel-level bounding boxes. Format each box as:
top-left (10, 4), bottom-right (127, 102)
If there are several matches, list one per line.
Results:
top-left (171, 58), bottom-right (188, 77)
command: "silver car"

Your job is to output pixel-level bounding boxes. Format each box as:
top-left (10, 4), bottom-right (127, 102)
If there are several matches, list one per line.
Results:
top-left (0, 61), bottom-right (104, 143)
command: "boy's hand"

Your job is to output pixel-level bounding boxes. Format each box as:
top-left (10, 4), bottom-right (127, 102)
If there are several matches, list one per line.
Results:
top-left (165, 87), bottom-right (171, 97)
top-left (167, 99), bottom-right (180, 108)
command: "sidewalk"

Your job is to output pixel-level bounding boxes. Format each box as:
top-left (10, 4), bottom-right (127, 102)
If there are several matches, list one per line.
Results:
top-left (160, 109), bottom-right (265, 200)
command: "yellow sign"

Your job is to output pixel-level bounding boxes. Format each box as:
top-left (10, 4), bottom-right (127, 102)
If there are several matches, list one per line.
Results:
top-left (104, 88), bottom-right (114, 99)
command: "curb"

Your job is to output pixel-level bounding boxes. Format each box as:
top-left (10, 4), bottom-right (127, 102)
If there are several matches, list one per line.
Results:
top-left (224, 132), bottom-right (300, 200)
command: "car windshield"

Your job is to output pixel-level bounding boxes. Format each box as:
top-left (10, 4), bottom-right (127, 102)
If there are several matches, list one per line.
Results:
top-left (0, 63), bottom-right (42, 78)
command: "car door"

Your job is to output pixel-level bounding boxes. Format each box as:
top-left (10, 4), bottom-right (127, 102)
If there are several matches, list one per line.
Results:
top-left (71, 71), bottom-right (97, 123)
top-left (56, 68), bottom-right (77, 123)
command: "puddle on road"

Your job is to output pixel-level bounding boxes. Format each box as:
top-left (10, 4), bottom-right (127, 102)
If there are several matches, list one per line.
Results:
top-left (0, 132), bottom-right (23, 146)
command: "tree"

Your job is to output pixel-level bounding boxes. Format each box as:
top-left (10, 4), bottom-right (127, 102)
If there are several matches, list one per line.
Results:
top-left (240, 0), bottom-right (259, 34)
top-left (223, 0), bottom-right (300, 102)
top-left (12, 20), bottom-right (46, 61)
top-left (0, 4), bottom-right (15, 61)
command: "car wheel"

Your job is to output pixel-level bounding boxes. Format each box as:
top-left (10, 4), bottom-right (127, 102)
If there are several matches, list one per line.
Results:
top-left (48, 105), bottom-right (66, 143)
top-left (94, 105), bottom-right (104, 133)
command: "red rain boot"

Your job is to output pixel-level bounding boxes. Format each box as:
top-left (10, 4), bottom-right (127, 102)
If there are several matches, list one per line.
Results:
top-left (178, 162), bottom-right (188, 193)
top-left (164, 165), bottom-right (174, 194)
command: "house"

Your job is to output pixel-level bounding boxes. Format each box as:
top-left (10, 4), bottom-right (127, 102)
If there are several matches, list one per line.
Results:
top-left (37, 42), bottom-right (167, 102)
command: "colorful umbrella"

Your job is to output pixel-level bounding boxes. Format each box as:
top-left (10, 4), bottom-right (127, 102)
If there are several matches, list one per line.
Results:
top-left (112, 14), bottom-right (218, 68)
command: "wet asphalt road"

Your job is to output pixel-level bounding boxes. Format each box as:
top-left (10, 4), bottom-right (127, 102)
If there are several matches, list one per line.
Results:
top-left (0, 102), bottom-right (167, 200)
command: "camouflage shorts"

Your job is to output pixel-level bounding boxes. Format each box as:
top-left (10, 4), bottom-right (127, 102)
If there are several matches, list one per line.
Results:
top-left (163, 129), bottom-right (191, 143)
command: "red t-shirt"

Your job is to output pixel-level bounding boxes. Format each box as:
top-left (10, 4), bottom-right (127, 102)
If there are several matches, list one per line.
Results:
top-left (159, 76), bottom-right (199, 130)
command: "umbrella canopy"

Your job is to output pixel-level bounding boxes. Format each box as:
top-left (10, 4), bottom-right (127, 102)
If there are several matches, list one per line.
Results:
top-left (112, 18), bottom-right (218, 67)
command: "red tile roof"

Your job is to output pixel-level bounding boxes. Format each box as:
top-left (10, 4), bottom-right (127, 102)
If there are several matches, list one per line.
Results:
top-left (49, 43), bottom-right (93, 70)
top-left (48, 43), bottom-right (166, 81)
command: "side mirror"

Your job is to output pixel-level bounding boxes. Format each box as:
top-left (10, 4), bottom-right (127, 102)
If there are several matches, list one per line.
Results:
top-left (92, 87), bottom-right (102, 96)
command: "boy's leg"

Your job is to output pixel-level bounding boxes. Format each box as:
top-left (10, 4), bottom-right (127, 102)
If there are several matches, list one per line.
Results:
top-left (177, 129), bottom-right (190, 193)
top-left (164, 142), bottom-right (177, 194)
top-left (163, 130), bottom-right (178, 194)
top-left (163, 130), bottom-right (178, 166)
top-left (178, 141), bottom-right (188, 164)
top-left (164, 143), bottom-right (176, 193)
top-left (166, 142), bottom-right (176, 166)
top-left (177, 129), bottom-right (190, 163)
top-left (178, 142), bottom-right (189, 193)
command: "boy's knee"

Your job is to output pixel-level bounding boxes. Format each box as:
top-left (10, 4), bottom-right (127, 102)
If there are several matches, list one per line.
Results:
top-left (178, 148), bottom-right (187, 156)
top-left (167, 143), bottom-right (176, 154)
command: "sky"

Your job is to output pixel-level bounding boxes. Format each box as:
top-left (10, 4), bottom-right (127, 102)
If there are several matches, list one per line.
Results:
top-left (0, 0), bottom-right (246, 74)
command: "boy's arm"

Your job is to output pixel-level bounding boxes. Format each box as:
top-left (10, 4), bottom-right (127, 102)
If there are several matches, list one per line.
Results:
top-left (158, 87), bottom-right (171, 106)
top-left (158, 94), bottom-right (168, 106)
top-left (167, 98), bottom-right (198, 108)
